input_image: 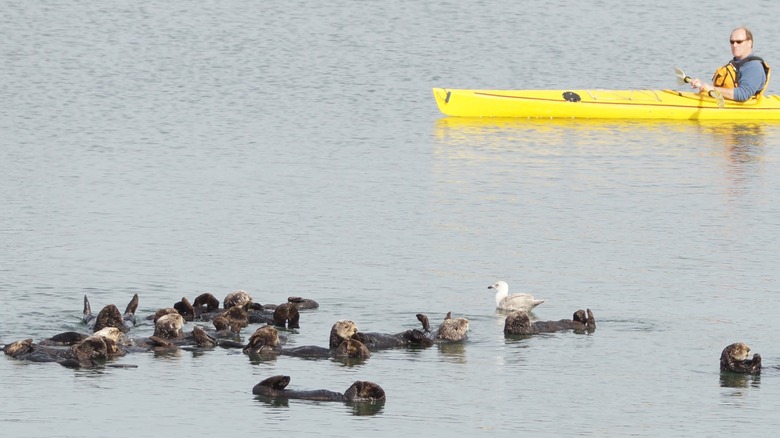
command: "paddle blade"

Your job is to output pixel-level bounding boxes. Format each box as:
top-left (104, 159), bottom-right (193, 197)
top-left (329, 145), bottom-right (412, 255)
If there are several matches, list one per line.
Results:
top-left (709, 89), bottom-right (725, 108)
top-left (674, 67), bottom-right (690, 85)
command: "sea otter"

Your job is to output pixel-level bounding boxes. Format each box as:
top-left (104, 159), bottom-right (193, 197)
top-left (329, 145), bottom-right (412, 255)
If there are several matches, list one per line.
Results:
top-left (433, 312), bottom-right (469, 341)
top-left (348, 312), bottom-right (448, 351)
top-left (223, 290), bottom-right (254, 310)
top-left (153, 313), bottom-right (185, 339)
top-left (3, 330), bottom-right (126, 368)
top-left (278, 338), bottom-right (371, 360)
top-left (284, 296), bottom-right (319, 310)
top-left (242, 325), bottom-right (283, 354)
top-left (328, 320), bottom-right (360, 349)
top-left (83, 293), bottom-right (139, 333)
top-left (38, 332), bottom-right (90, 346)
top-left (347, 312), bottom-right (468, 351)
top-left (242, 323), bottom-right (369, 360)
top-left (193, 292), bottom-right (221, 314)
top-left (173, 297), bottom-right (196, 321)
top-left (252, 375), bottom-right (385, 402)
top-left (272, 302), bottom-right (300, 329)
top-left (188, 325), bottom-right (245, 349)
top-left (169, 292), bottom-right (317, 330)
top-left (503, 309), bottom-right (596, 336)
top-left (720, 342), bottom-right (761, 375)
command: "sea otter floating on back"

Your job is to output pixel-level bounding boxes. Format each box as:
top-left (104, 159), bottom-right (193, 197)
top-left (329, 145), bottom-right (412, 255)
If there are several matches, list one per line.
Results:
top-left (252, 375), bottom-right (385, 402)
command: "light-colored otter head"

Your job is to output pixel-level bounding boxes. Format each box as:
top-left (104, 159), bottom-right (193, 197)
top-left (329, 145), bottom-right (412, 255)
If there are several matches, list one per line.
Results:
top-left (244, 325), bottom-right (280, 354)
top-left (251, 325), bottom-right (280, 348)
top-left (154, 313), bottom-right (185, 339)
top-left (93, 327), bottom-right (126, 344)
top-left (223, 290), bottom-right (253, 310)
top-left (726, 342), bottom-right (751, 361)
top-left (153, 307), bottom-right (179, 323)
top-left (2, 339), bottom-right (34, 357)
top-left (329, 320), bottom-right (359, 349)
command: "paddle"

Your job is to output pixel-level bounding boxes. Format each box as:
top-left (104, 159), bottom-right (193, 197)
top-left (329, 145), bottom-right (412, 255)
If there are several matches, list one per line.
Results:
top-left (675, 67), bottom-right (725, 108)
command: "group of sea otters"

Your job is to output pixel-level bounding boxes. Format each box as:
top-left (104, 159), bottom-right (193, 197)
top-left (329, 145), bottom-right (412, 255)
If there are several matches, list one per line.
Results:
top-left (1, 280), bottom-right (761, 404)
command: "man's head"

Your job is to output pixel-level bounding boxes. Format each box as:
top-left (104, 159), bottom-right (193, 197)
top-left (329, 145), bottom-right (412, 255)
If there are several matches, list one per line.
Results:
top-left (730, 27), bottom-right (754, 59)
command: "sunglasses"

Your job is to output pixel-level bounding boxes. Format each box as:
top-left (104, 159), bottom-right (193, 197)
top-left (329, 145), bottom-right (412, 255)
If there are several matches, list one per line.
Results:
top-left (730, 39), bottom-right (748, 45)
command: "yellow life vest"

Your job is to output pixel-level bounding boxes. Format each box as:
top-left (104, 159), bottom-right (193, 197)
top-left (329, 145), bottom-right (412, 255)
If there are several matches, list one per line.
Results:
top-left (712, 56), bottom-right (771, 96)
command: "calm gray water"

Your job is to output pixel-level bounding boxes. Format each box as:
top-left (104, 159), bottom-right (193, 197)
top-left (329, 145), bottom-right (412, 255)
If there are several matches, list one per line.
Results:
top-left (3, 1), bottom-right (780, 436)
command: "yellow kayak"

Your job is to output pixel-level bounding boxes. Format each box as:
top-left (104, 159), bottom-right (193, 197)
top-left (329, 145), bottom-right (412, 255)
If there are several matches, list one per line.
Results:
top-left (432, 88), bottom-right (780, 120)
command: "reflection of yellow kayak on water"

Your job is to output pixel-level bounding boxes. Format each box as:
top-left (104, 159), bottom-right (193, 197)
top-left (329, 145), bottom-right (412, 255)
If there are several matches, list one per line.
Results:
top-left (432, 88), bottom-right (780, 120)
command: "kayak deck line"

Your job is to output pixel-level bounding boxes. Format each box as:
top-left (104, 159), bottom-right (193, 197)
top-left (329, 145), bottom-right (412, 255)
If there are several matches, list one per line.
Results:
top-left (474, 89), bottom-right (665, 103)
top-left (433, 87), bottom-right (780, 119)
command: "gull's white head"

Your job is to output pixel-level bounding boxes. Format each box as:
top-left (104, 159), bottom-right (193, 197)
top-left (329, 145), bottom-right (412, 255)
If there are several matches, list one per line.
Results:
top-left (488, 281), bottom-right (509, 306)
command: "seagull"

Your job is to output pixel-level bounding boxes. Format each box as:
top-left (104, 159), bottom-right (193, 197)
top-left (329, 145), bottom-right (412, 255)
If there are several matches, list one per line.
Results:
top-left (488, 280), bottom-right (545, 312)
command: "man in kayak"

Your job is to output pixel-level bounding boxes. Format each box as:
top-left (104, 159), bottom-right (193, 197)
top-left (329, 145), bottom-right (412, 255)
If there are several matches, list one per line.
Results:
top-left (690, 27), bottom-right (770, 102)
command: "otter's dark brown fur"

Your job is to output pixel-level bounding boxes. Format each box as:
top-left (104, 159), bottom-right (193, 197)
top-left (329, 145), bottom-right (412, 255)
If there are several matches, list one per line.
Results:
top-left (84, 294), bottom-right (138, 333)
top-left (252, 375), bottom-right (385, 402)
top-left (503, 309), bottom-right (596, 336)
top-left (3, 332), bottom-right (125, 369)
top-left (720, 342), bottom-right (761, 375)
top-left (272, 302), bottom-right (300, 329)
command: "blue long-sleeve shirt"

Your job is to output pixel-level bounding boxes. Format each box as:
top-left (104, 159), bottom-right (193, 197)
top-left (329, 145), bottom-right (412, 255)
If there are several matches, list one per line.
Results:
top-left (733, 58), bottom-right (766, 101)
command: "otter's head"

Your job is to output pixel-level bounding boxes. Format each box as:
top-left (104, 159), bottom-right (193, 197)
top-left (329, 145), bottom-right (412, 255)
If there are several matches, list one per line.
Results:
top-left (72, 335), bottom-right (109, 364)
top-left (93, 327), bottom-right (126, 345)
top-left (726, 342), bottom-right (752, 361)
top-left (192, 326), bottom-right (217, 348)
top-left (334, 339), bottom-right (371, 359)
top-left (154, 313), bottom-right (185, 339)
top-left (258, 375), bottom-right (290, 390)
top-left (273, 302), bottom-right (300, 329)
top-left (503, 310), bottom-right (533, 336)
top-left (153, 307), bottom-right (179, 323)
top-left (212, 315), bottom-right (230, 331)
top-left (329, 320), bottom-right (359, 349)
top-left (2, 339), bottom-right (34, 357)
top-left (222, 306), bottom-right (249, 332)
top-left (572, 309), bottom-right (588, 324)
top-left (344, 381), bottom-right (386, 402)
top-left (223, 290), bottom-right (253, 310)
top-left (244, 325), bottom-right (280, 354)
